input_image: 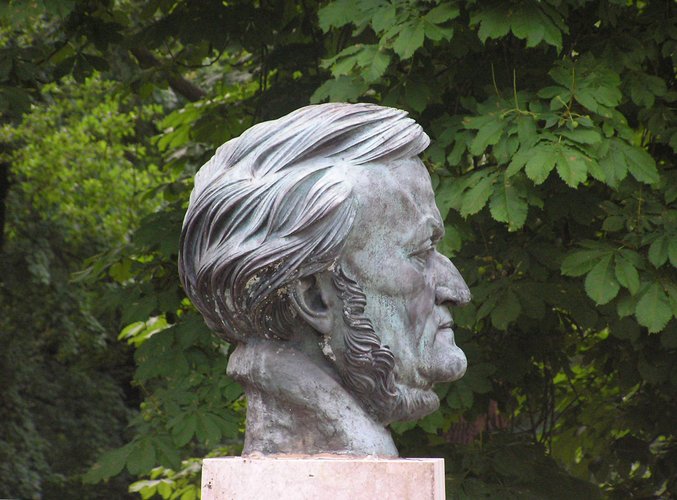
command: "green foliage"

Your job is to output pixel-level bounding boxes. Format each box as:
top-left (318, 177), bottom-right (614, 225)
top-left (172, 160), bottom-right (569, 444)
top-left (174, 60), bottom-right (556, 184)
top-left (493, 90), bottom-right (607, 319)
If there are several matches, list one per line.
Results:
top-left (0, 72), bottom-right (159, 498)
top-left (128, 459), bottom-right (201, 500)
top-left (471, 2), bottom-right (567, 51)
top-left (83, 311), bottom-right (244, 484)
top-left (3, 0), bottom-right (677, 498)
top-left (0, 75), bottom-right (161, 243)
top-left (312, 0), bottom-right (677, 497)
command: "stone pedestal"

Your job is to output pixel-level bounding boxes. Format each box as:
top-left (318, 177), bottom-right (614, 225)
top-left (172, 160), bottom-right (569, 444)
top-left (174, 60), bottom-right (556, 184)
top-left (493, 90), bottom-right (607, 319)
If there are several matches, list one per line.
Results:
top-left (201, 456), bottom-right (445, 500)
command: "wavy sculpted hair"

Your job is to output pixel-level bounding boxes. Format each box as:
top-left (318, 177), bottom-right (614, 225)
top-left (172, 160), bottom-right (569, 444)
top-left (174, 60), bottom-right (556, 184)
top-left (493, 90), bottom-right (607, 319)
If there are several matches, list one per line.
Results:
top-left (178, 103), bottom-right (429, 345)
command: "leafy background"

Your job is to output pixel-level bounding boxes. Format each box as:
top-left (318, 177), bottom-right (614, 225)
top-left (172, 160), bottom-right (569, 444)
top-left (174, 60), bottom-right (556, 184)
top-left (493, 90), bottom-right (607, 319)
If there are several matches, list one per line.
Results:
top-left (0, 0), bottom-right (675, 498)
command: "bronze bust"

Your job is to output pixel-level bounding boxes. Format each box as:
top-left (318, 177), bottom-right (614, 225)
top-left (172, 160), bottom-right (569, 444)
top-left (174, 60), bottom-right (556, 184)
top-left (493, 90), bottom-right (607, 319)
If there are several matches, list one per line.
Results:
top-left (178, 103), bottom-right (470, 456)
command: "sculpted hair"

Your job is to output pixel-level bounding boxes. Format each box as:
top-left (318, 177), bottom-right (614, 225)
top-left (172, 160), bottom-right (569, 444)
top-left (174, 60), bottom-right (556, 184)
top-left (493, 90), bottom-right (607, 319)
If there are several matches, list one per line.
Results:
top-left (332, 264), bottom-right (398, 420)
top-left (178, 103), bottom-right (429, 343)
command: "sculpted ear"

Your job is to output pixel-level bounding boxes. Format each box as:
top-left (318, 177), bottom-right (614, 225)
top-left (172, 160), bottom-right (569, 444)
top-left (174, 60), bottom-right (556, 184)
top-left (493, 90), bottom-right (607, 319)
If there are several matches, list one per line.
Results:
top-left (291, 274), bottom-right (334, 335)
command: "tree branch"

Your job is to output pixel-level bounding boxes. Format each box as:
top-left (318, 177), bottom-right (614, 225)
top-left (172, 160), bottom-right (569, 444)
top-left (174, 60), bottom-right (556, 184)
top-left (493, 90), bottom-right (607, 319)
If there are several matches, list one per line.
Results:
top-left (130, 47), bottom-right (206, 102)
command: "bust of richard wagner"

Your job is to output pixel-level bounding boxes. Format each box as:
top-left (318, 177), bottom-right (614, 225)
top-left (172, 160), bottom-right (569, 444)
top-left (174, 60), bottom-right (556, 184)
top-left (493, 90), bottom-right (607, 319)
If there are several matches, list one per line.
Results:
top-left (178, 103), bottom-right (471, 456)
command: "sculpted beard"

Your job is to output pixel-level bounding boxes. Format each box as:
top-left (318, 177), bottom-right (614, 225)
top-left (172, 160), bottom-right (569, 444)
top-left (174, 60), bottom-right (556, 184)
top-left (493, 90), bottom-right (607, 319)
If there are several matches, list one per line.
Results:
top-left (331, 265), bottom-right (440, 424)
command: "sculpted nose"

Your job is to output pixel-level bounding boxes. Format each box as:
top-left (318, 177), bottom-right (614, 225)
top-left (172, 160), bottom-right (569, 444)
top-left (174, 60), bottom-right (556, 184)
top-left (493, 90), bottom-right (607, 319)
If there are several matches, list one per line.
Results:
top-left (433, 252), bottom-right (471, 306)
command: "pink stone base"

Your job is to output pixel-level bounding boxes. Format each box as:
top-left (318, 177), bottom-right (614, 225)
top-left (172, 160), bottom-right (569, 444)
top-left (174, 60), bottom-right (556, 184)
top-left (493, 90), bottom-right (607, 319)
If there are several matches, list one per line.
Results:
top-left (201, 455), bottom-right (445, 500)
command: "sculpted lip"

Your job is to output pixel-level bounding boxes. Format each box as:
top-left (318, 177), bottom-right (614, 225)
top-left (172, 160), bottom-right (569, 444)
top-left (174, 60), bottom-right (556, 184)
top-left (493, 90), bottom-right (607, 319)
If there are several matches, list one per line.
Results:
top-left (433, 320), bottom-right (455, 345)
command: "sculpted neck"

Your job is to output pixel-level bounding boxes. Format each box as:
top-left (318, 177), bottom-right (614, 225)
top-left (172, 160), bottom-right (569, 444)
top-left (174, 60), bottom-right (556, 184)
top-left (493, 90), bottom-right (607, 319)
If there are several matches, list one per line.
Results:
top-left (226, 337), bottom-right (398, 457)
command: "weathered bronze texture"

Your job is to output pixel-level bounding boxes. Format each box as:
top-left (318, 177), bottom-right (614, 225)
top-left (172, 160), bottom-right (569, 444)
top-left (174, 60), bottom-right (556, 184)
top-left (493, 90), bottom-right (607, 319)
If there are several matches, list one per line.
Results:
top-left (179, 103), bottom-right (471, 456)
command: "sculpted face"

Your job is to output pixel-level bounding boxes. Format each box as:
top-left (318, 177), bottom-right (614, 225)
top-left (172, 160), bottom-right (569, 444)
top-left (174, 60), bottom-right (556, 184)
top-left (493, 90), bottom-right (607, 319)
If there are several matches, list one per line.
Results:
top-left (321, 157), bottom-right (471, 422)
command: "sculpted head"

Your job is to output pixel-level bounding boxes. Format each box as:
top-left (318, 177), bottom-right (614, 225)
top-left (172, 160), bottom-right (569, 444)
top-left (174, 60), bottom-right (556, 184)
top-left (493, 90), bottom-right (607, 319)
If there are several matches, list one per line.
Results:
top-left (178, 103), bottom-right (470, 428)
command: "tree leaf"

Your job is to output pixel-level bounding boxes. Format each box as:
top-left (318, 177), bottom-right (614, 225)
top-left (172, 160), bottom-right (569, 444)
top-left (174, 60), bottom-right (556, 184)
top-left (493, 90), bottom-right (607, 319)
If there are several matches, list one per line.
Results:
top-left (648, 235), bottom-right (669, 268)
top-left (667, 284), bottom-right (677, 316)
top-left (603, 215), bottom-right (625, 232)
top-left (310, 76), bottom-right (367, 103)
top-left (598, 139), bottom-right (629, 188)
top-left (539, 7), bottom-right (565, 51)
top-left (469, 118), bottom-right (505, 155)
top-left (635, 283), bottom-right (672, 333)
top-left (447, 380), bottom-right (474, 409)
top-left (617, 293), bottom-right (639, 318)
top-left (331, 51), bottom-right (359, 76)
top-left (418, 410), bottom-right (446, 433)
top-left (196, 413), bottom-right (222, 445)
top-left (425, 4), bottom-right (460, 24)
top-left (489, 176), bottom-right (528, 230)
top-left (491, 288), bottom-right (521, 330)
top-left (574, 88), bottom-right (600, 113)
top-left (436, 175), bottom-right (467, 219)
top-left (460, 174), bottom-right (495, 216)
top-left (367, 50), bottom-right (390, 81)
top-left (464, 362), bottom-right (495, 394)
top-left (506, 148), bottom-right (528, 178)
top-left (584, 255), bottom-right (620, 305)
top-left (423, 20), bottom-right (454, 41)
top-left (615, 256), bottom-right (640, 295)
top-left (561, 249), bottom-right (608, 277)
top-left (556, 146), bottom-right (588, 187)
top-left (493, 134), bottom-right (519, 164)
top-left (371, 4), bottom-right (396, 32)
top-left (559, 128), bottom-right (602, 145)
top-left (524, 144), bottom-right (557, 185)
top-left (83, 444), bottom-right (132, 483)
top-left (127, 439), bottom-right (156, 475)
top-left (318, 0), bottom-right (356, 31)
top-left (516, 116), bottom-right (538, 149)
top-left (405, 81), bottom-right (431, 112)
top-left (472, 6), bottom-right (510, 43)
top-left (171, 413), bottom-right (197, 447)
top-left (393, 21), bottom-right (425, 59)
top-left (623, 143), bottom-right (659, 185)
top-left (669, 237), bottom-right (677, 268)
top-left (154, 436), bottom-right (182, 470)
top-left (512, 10), bottom-right (543, 44)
